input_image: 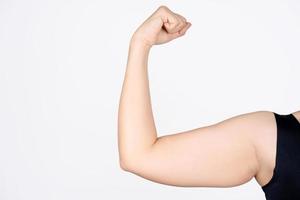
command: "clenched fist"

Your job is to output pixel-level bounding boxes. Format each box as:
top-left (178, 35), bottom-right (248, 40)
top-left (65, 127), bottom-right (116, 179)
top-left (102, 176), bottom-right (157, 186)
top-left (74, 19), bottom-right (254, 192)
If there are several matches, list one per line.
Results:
top-left (131, 5), bottom-right (192, 48)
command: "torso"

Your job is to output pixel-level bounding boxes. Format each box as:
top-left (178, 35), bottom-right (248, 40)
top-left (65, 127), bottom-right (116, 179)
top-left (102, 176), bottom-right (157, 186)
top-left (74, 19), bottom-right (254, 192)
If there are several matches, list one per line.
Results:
top-left (254, 111), bottom-right (300, 187)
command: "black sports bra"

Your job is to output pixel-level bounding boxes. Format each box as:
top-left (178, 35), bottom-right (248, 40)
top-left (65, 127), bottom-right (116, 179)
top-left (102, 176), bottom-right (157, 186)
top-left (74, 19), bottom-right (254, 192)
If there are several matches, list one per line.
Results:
top-left (261, 112), bottom-right (300, 199)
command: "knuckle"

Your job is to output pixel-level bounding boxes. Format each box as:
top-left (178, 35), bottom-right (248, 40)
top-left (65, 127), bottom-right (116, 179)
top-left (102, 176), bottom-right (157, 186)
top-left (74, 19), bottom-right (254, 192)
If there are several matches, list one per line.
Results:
top-left (177, 21), bottom-right (185, 29)
top-left (180, 15), bottom-right (187, 22)
top-left (174, 18), bottom-right (181, 26)
top-left (159, 5), bottom-right (168, 10)
top-left (158, 5), bottom-right (168, 11)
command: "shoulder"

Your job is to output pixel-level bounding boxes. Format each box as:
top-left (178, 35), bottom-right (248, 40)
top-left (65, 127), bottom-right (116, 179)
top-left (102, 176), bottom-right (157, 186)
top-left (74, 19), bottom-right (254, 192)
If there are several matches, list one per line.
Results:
top-left (205, 110), bottom-right (277, 186)
top-left (214, 110), bottom-right (276, 141)
top-left (235, 110), bottom-right (277, 186)
top-left (214, 110), bottom-right (277, 183)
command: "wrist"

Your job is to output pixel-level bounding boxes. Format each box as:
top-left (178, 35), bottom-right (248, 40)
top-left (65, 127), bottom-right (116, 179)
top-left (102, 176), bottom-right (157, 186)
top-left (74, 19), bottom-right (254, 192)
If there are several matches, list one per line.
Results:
top-left (130, 35), bottom-right (152, 51)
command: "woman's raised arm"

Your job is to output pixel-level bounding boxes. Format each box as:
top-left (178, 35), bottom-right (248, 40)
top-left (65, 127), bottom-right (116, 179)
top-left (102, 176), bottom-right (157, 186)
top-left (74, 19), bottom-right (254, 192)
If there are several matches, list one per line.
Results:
top-left (117, 5), bottom-right (270, 188)
top-left (118, 5), bottom-right (191, 168)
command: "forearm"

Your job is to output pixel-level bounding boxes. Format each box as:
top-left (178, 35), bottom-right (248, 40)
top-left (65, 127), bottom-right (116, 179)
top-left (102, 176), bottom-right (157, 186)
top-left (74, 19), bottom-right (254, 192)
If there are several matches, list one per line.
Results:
top-left (118, 38), bottom-right (157, 166)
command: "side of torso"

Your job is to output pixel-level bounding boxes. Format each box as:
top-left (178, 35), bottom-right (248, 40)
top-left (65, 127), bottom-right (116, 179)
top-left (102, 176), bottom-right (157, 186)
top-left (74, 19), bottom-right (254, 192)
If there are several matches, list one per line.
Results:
top-left (254, 111), bottom-right (278, 187)
top-left (254, 111), bottom-right (300, 198)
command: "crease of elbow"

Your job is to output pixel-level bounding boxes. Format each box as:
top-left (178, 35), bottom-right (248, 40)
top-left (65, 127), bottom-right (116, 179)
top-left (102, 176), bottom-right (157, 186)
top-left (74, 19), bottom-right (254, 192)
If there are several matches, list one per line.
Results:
top-left (119, 158), bottom-right (138, 172)
top-left (119, 150), bottom-right (150, 172)
top-left (120, 160), bottom-right (130, 171)
top-left (119, 142), bottom-right (156, 172)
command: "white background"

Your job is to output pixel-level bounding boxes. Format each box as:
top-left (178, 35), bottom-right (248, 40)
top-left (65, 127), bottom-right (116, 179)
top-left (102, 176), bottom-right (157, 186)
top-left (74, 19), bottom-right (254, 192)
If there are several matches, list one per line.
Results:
top-left (0, 0), bottom-right (300, 199)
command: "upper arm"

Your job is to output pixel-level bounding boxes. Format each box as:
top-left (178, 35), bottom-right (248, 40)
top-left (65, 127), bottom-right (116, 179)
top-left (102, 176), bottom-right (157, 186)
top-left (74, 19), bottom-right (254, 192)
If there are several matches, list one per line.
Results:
top-left (123, 111), bottom-right (271, 187)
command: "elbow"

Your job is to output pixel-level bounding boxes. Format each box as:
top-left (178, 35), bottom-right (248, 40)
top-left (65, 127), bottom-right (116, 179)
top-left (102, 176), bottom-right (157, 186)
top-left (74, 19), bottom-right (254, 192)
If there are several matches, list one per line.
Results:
top-left (119, 157), bottom-right (139, 172)
top-left (118, 150), bottom-right (135, 172)
top-left (119, 159), bottom-right (131, 171)
top-left (119, 152), bottom-right (148, 173)
top-left (118, 145), bottom-right (154, 172)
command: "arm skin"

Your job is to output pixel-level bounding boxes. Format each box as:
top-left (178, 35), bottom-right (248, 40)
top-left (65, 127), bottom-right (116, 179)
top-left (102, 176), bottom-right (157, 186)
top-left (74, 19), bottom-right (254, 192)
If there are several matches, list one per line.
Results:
top-left (117, 6), bottom-right (272, 188)
top-left (118, 39), bottom-right (157, 166)
top-left (118, 5), bottom-right (190, 167)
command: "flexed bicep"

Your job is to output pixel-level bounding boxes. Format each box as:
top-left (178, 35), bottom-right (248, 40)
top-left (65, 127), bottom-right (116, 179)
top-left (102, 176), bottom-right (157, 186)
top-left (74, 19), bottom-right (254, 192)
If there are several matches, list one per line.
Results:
top-left (122, 111), bottom-right (267, 187)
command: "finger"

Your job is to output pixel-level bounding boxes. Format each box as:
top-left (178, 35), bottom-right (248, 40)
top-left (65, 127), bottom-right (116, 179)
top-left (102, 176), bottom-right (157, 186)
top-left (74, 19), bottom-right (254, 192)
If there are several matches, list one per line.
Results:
top-left (159, 10), bottom-right (183, 33)
top-left (165, 18), bottom-right (185, 34)
top-left (173, 13), bottom-right (188, 32)
top-left (163, 19), bottom-right (180, 33)
top-left (178, 22), bottom-right (192, 36)
top-left (175, 13), bottom-right (187, 24)
top-left (157, 6), bottom-right (188, 34)
top-left (165, 22), bottom-right (191, 42)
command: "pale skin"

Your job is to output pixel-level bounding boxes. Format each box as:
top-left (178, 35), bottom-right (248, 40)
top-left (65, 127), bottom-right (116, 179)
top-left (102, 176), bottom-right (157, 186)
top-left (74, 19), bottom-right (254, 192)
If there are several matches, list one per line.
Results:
top-left (117, 5), bottom-right (300, 188)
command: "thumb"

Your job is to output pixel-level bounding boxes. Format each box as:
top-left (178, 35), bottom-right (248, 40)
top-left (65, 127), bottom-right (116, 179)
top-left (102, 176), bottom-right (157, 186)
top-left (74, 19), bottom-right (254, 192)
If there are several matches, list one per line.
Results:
top-left (166, 22), bottom-right (192, 40)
